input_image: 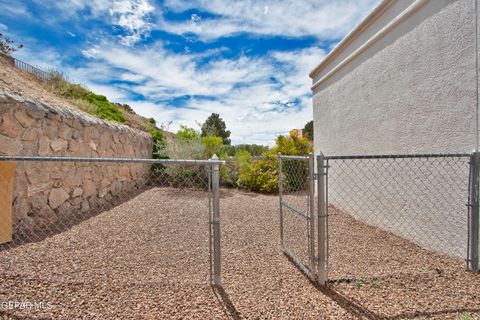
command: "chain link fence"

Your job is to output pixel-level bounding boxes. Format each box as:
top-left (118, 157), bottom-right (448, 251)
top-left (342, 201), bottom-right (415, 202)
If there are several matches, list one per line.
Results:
top-left (278, 152), bottom-right (479, 284)
top-left (318, 153), bottom-right (475, 281)
top-left (0, 156), bottom-right (222, 286)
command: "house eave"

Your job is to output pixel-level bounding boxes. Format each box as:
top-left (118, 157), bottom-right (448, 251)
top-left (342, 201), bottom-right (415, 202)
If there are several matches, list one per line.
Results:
top-left (309, 0), bottom-right (396, 80)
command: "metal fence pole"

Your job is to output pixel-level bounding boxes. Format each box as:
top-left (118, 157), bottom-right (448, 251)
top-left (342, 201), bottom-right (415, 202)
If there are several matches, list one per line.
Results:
top-left (308, 153), bottom-right (316, 276)
top-left (468, 152), bottom-right (480, 272)
top-left (317, 152), bottom-right (328, 285)
top-left (211, 155), bottom-right (222, 286)
top-left (278, 152), bottom-right (284, 248)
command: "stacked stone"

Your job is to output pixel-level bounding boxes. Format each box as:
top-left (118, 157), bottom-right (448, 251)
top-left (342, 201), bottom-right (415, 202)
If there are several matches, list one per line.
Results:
top-left (0, 91), bottom-right (153, 235)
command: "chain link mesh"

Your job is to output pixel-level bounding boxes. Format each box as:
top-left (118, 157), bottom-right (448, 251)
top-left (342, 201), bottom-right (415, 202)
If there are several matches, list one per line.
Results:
top-left (325, 155), bottom-right (471, 279)
top-left (279, 156), bottom-right (314, 276)
top-left (0, 159), bottom-right (213, 249)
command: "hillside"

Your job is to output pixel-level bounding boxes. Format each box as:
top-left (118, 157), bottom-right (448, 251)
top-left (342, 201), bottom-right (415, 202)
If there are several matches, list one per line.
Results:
top-left (0, 53), bottom-right (155, 133)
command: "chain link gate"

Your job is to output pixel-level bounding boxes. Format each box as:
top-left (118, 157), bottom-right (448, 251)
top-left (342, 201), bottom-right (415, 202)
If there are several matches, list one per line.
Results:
top-left (278, 153), bottom-right (316, 280)
top-left (315, 152), bottom-right (479, 286)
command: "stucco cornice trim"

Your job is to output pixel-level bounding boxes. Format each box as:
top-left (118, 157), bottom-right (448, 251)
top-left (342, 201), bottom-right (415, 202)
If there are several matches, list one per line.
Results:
top-left (310, 0), bottom-right (430, 91)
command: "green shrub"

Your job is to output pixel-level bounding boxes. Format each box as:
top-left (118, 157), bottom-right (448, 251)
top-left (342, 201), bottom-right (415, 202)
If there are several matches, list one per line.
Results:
top-left (65, 83), bottom-right (90, 100)
top-left (273, 132), bottom-right (312, 155)
top-left (201, 136), bottom-right (223, 158)
top-left (150, 129), bottom-right (167, 159)
top-left (237, 153), bottom-right (278, 193)
top-left (88, 93), bottom-right (126, 123)
top-left (176, 125), bottom-right (199, 140)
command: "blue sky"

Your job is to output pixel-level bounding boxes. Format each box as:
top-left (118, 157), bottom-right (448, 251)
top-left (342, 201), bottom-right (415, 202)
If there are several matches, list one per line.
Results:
top-left (0, 0), bottom-right (379, 145)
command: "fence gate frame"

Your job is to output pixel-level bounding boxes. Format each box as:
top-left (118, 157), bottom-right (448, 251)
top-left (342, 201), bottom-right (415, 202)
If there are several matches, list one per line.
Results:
top-left (278, 153), bottom-right (317, 280)
top-left (316, 152), bottom-right (328, 285)
top-left (315, 150), bottom-right (480, 286)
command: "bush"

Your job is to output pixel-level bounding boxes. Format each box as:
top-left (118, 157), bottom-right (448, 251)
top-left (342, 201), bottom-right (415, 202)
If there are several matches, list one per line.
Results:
top-left (201, 136), bottom-right (223, 158)
top-left (237, 153), bottom-right (278, 193)
top-left (88, 93), bottom-right (126, 123)
top-left (176, 125), bottom-right (199, 140)
top-left (273, 132), bottom-right (312, 155)
top-left (220, 144), bottom-right (270, 157)
top-left (231, 133), bottom-right (312, 193)
top-left (150, 129), bottom-right (167, 159)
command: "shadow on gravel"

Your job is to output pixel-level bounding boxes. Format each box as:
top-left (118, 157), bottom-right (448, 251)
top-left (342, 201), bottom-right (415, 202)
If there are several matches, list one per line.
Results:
top-left (0, 187), bottom-right (148, 252)
top-left (314, 283), bottom-right (381, 319)
top-left (314, 280), bottom-right (480, 320)
top-left (212, 286), bottom-right (242, 320)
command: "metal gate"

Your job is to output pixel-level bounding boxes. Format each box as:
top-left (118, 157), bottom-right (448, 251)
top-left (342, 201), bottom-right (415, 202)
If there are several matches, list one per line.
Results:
top-left (278, 153), bottom-right (316, 279)
top-left (280, 151), bottom-right (480, 287)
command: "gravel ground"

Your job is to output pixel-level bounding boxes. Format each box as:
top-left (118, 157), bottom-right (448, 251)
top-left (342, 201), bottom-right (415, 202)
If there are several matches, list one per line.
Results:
top-left (0, 188), bottom-right (479, 319)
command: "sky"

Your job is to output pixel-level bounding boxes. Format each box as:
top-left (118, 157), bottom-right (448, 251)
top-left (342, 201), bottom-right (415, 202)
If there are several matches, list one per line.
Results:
top-left (0, 0), bottom-right (379, 145)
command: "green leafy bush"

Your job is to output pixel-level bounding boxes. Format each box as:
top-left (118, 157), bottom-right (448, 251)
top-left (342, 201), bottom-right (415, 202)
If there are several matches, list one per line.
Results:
top-left (176, 125), bottom-right (199, 140)
top-left (201, 136), bottom-right (223, 158)
top-left (273, 131), bottom-right (312, 155)
top-left (150, 129), bottom-right (167, 159)
top-left (237, 153), bottom-right (278, 193)
top-left (88, 93), bottom-right (126, 123)
top-left (220, 144), bottom-right (270, 156)
top-left (231, 132), bottom-right (312, 193)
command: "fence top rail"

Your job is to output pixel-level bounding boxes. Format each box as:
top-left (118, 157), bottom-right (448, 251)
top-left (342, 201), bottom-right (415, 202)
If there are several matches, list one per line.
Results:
top-left (0, 156), bottom-right (225, 165)
top-left (322, 152), bottom-right (472, 160)
top-left (278, 155), bottom-right (309, 160)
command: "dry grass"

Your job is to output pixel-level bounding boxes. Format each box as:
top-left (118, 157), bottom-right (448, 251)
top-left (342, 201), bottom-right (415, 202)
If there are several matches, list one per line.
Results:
top-left (0, 188), bottom-right (478, 319)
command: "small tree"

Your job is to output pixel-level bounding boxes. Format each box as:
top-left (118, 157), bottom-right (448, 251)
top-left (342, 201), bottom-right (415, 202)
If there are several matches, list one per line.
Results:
top-left (303, 120), bottom-right (313, 141)
top-left (201, 113), bottom-right (231, 145)
top-left (0, 34), bottom-right (23, 55)
top-left (176, 125), bottom-right (199, 140)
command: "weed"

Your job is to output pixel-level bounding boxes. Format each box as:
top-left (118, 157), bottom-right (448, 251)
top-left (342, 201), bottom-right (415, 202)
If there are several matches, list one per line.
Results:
top-left (458, 312), bottom-right (473, 320)
top-left (352, 279), bottom-right (365, 289)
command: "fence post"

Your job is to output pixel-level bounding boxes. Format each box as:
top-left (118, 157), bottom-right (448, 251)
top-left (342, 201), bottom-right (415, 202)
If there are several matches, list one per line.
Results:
top-left (210, 154), bottom-right (222, 286)
top-left (278, 153), bottom-right (284, 248)
top-left (468, 152), bottom-right (480, 272)
top-left (308, 153), bottom-right (316, 277)
top-left (317, 152), bottom-right (328, 285)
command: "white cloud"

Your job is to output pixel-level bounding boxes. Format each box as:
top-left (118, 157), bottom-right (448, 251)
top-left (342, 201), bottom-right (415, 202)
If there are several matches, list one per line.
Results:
top-left (159, 0), bottom-right (380, 41)
top-left (31, 0), bottom-right (155, 46)
top-left (109, 0), bottom-right (155, 46)
top-left (78, 40), bottom-right (325, 144)
top-left (10, 0), bottom-right (377, 144)
top-left (0, 0), bottom-right (31, 17)
top-left (0, 23), bottom-right (8, 32)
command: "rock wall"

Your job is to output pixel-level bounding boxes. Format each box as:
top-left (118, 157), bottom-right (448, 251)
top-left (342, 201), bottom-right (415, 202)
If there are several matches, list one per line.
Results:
top-left (0, 90), bottom-right (153, 239)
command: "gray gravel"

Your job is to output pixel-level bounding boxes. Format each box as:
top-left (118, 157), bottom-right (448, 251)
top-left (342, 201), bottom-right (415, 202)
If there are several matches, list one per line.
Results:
top-left (0, 188), bottom-right (479, 319)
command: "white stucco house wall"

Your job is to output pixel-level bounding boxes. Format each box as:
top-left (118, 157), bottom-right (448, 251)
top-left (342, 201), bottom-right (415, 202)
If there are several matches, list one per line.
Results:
top-left (308, 0), bottom-right (479, 261)
top-left (310, 0), bottom-right (478, 155)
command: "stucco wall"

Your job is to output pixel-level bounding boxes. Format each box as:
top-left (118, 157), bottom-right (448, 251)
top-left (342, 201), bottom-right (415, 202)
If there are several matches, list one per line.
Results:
top-left (310, 0), bottom-right (476, 259)
top-left (312, 0), bottom-right (477, 155)
top-left (0, 90), bottom-right (153, 239)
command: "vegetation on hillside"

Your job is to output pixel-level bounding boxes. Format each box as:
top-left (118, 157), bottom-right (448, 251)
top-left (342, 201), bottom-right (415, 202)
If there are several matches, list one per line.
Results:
top-left (40, 71), bottom-right (167, 157)
top-left (45, 72), bottom-right (128, 123)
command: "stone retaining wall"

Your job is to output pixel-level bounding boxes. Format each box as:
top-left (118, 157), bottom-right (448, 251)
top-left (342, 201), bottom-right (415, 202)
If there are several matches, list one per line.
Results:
top-left (0, 90), bottom-right (153, 239)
